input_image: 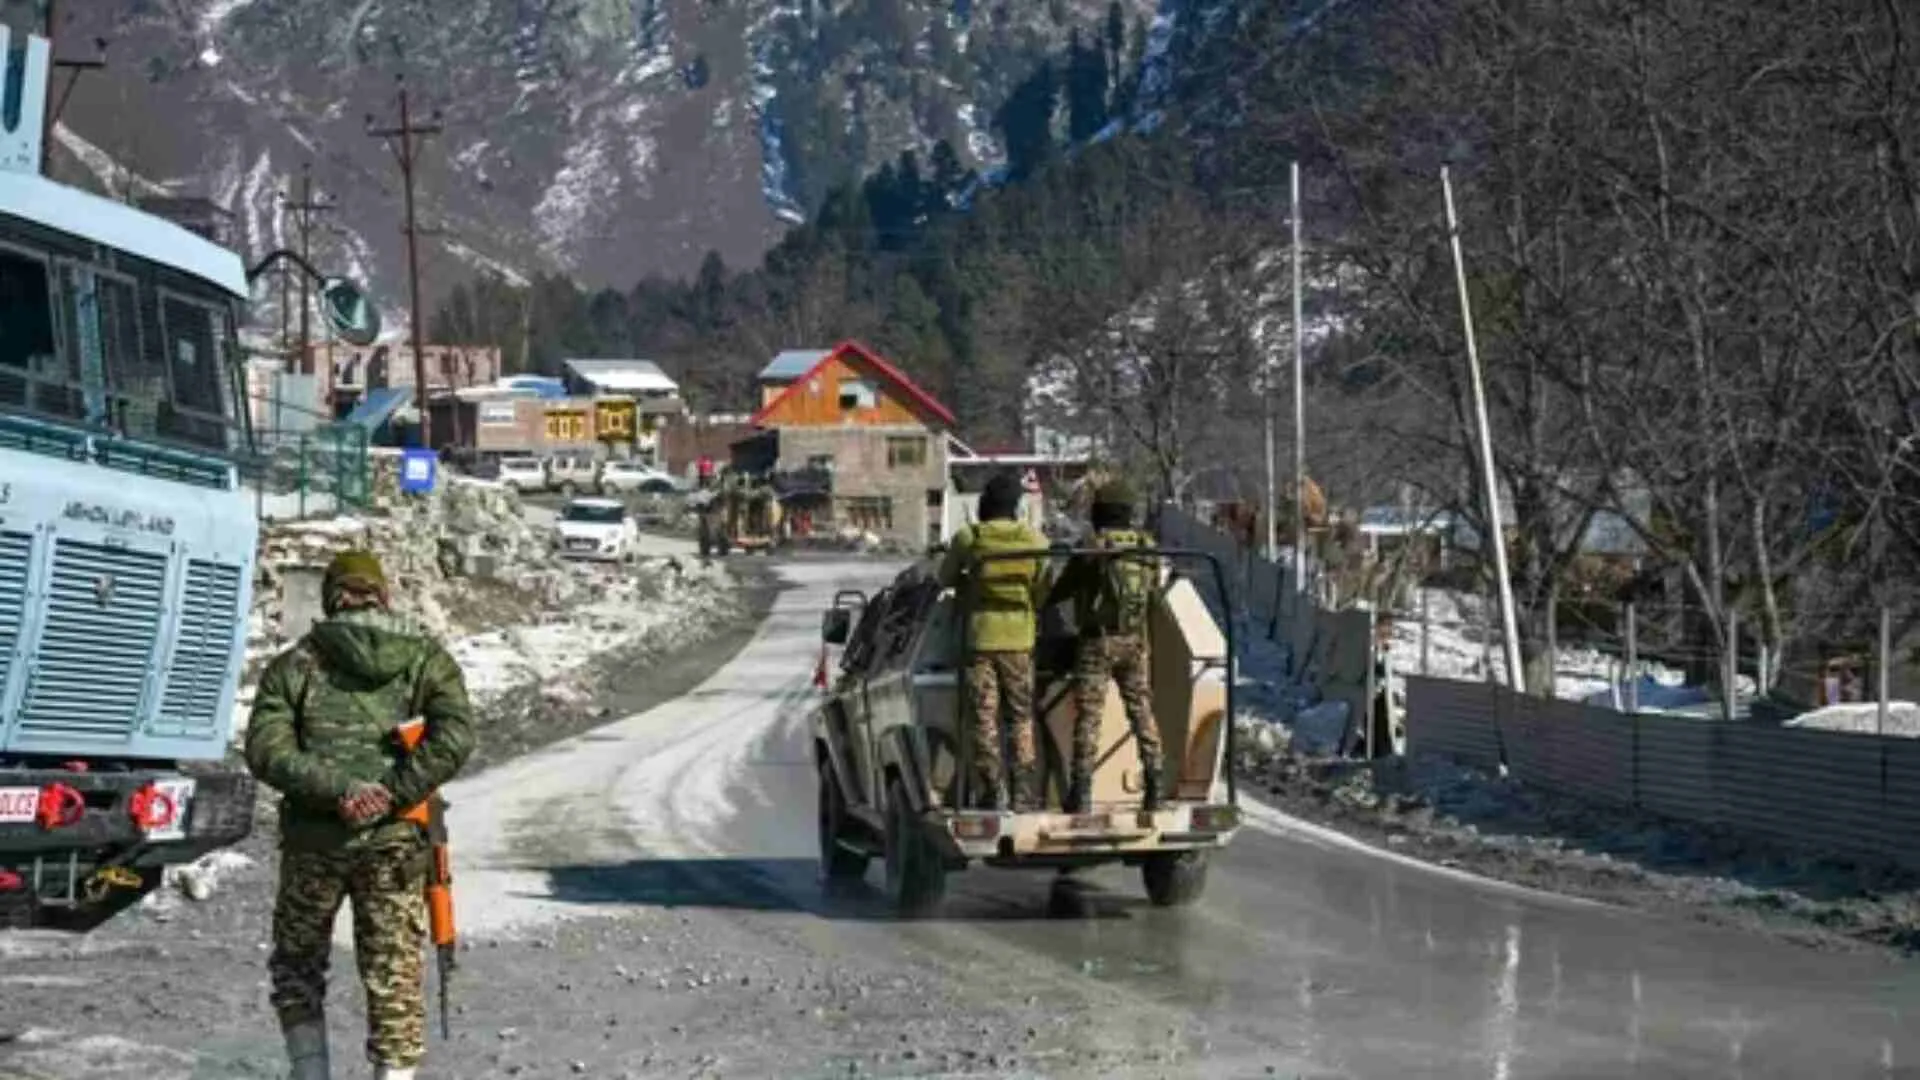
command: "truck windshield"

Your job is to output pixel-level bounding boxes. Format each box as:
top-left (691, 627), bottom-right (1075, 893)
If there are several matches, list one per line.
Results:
top-left (563, 503), bottom-right (626, 524)
top-left (0, 223), bottom-right (240, 458)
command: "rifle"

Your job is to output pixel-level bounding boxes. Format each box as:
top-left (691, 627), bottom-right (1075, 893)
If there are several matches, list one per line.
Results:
top-left (393, 719), bottom-right (457, 1041)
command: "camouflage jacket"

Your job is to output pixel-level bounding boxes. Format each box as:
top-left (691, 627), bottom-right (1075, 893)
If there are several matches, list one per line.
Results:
top-left (244, 609), bottom-right (475, 851)
top-left (939, 520), bottom-right (1050, 653)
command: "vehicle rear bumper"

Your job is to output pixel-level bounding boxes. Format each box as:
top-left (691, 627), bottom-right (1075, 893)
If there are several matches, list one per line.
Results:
top-left (0, 767), bottom-right (255, 928)
top-left (927, 802), bottom-right (1242, 862)
top-left (0, 767), bottom-right (254, 859)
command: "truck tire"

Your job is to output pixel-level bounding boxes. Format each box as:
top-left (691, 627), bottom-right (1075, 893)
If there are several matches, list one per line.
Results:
top-left (883, 775), bottom-right (946, 917)
top-left (1141, 850), bottom-right (1210, 907)
top-left (818, 759), bottom-right (870, 883)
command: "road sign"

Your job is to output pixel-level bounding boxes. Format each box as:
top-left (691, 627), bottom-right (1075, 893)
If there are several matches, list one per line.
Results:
top-left (400, 447), bottom-right (437, 494)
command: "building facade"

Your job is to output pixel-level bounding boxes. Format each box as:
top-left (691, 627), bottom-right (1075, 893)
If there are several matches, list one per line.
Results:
top-left (746, 341), bottom-right (954, 547)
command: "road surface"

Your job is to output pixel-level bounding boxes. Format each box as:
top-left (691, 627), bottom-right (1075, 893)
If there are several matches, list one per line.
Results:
top-left (5, 557), bottom-right (1920, 1078)
top-left (440, 558), bottom-right (1920, 1078)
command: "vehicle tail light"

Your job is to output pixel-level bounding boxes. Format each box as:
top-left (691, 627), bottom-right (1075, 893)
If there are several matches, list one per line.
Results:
top-left (0, 869), bottom-right (22, 891)
top-left (36, 784), bottom-right (85, 830)
top-left (130, 785), bottom-right (178, 832)
top-left (950, 815), bottom-right (1001, 841)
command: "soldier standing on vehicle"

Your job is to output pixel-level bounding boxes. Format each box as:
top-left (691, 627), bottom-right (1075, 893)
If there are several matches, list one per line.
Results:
top-left (939, 471), bottom-right (1050, 810)
top-left (245, 550), bottom-right (475, 1080)
top-left (1049, 479), bottom-right (1165, 814)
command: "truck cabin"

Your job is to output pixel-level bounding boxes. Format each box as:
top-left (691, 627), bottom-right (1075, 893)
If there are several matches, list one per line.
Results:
top-left (0, 189), bottom-right (249, 475)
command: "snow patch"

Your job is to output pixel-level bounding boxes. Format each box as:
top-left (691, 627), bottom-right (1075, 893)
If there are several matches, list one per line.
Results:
top-left (534, 131), bottom-right (617, 269)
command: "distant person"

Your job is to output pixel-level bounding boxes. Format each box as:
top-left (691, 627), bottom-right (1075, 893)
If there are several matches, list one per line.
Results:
top-left (939, 472), bottom-right (1050, 810)
top-left (245, 551), bottom-right (475, 1080)
top-left (1049, 479), bottom-right (1165, 813)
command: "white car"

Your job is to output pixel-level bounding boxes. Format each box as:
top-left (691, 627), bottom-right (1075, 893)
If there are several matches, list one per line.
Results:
top-left (553, 497), bottom-right (638, 561)
top-left (599, 459), bottom-right (683, 495)
top-left (498, 456), bottom-right (549, 493)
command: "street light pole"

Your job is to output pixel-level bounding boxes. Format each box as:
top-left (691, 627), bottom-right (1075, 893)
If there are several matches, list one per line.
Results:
top-left (1290, 162), bottom-right (1309, 646)
top-left (280, 163), bottom-right (335, 375)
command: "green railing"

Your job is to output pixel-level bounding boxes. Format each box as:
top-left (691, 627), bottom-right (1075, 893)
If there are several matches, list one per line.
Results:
top-left (240, 383), bottom-right (374, 519)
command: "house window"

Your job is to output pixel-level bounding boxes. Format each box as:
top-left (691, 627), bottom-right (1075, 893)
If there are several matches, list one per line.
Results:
top-left (886, 435), bottom-right (926, 469)
top-left (844, 496), bottom-right (894, 533)
top-left (838, 378), bottom-right (877, 410)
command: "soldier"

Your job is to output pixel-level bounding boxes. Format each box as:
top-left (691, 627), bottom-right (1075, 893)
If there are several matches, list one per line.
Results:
top-left (245, 550), bottom-right (475, 1080)
top-left (939, 471), bottom-right (1049, 810)
top-left (1049, 479), bottom-right (1165, 814)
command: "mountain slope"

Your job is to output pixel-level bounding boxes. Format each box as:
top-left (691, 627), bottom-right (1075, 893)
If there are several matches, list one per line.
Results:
top-left (45, 0), bottom-right (1156, 329)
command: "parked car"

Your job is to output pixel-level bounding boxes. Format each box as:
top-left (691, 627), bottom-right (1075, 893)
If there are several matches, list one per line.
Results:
top-left (548, 453), bottom-right (602, 495)
top-left (600, 459), bottom-right (683, 495)
top-left (553, 497), bottom-right (638, 562)
top-left (498, 456), bottom-right (550, 493)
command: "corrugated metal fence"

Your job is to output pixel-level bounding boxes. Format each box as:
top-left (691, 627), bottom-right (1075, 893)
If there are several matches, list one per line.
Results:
top-left (1405, 676), bottom-right (1920, 868)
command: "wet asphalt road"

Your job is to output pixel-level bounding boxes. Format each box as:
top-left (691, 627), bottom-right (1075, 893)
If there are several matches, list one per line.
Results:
top-left (6, 557), bottom-right (1920, 1079)
top-left (443, 558), bottom-right (1920, 1079)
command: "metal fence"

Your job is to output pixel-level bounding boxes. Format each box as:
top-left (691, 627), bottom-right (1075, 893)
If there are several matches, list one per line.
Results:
top-left (242, 397), bottom-right (372, 521)
top-left (1406, 676), bottom-right (1920, 869)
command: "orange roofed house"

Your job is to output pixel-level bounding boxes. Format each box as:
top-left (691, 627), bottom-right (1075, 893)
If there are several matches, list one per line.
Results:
top-left (740, 341), bottom-right (956, 548)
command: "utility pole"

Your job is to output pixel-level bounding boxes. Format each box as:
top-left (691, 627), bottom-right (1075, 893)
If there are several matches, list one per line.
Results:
top-left (278, 164), bottom-right (335, 375)
top-left (367, 76), bottom-right (443, 448)
top-left (38, 3), bottom-right (108, 179)
top-left (1290, 162), bottom-right (1309, 651)
top-left (1442, 166), bottom-right (1525, 695)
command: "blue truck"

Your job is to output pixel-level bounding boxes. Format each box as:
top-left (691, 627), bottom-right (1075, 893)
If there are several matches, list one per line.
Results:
top-left (0, 29), bottom-right (378, 930)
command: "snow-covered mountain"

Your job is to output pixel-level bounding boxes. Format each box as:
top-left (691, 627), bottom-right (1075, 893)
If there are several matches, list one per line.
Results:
top-left (46, 0), bottom-right (1159, 327)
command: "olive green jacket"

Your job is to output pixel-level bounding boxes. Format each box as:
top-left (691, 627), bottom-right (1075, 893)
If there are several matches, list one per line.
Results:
top-left (939, 520), bottom-right (1050, 652)
top-left (244, 609), bottom-right (475, 851)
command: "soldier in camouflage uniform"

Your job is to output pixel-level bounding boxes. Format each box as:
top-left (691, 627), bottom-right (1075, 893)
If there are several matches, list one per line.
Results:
top-left (1048, 480), bottom-right (1164, 814)
top-left (939, 472), bottom-right (1049, 810)
top-left (245, 551), bottom-right (475, 1080)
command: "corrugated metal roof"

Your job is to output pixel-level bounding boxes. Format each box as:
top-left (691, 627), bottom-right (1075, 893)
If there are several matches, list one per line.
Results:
top-left (758, 349), bottom-right (831, 382)
top-left (563, 358), bottom-right (678, 393)
top-left (342, 386), bottom-right (412, 430)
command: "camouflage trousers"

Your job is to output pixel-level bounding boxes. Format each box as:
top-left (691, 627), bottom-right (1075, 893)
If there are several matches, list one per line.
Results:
top-left (1072, 635), bottom-right (1163, 779)
top-left (269, 838), bottom-right (430, 1067)
top-left (965, 650), bottom-right (1036, 802)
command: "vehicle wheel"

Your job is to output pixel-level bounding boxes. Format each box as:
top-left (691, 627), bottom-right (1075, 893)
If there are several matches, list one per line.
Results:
top-left (818, 759), bottom-right (870, 883)
top-left (1141, 850), bottom-right (1210, 907)
top-left (883, 775), bottom-right (946, 917)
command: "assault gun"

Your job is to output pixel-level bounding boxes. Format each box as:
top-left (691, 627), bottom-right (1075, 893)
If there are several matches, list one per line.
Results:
top-left (393, 719), bottom-right (457, 1040)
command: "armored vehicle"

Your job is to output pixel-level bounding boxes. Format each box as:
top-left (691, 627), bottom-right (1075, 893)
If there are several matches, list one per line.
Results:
top-left (810, 547), bottom-right (1242, 915)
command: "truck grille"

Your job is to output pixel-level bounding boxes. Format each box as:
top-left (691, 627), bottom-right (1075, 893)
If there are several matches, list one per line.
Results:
top-left (0, 532), bottom-right (28, 693)
top-left (17, 540), bottom-right (167, 742)
top-left (156, 559), bottom-right (243, 735)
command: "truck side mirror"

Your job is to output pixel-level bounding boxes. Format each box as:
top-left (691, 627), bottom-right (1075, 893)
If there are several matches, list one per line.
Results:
top-left (822, 607), bottom-right (853, 646)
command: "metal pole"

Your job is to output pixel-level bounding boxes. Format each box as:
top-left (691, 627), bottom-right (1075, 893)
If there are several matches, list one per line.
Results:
top-left (1441, 166), bottom-right (1525, 694)
top-left (1419, 583), bottom-right (1431, 676)
top-left (1290, 162), bottom-right (1309, 651)
top-left (1879, 606), bottom-right (1891, 737)
top-left (1264, 394), bottom-right (1277, 564)
top-left (1727, 608), bottom-right (1740, 718)
top-left (1625, 602), bottom-right (1639, 713)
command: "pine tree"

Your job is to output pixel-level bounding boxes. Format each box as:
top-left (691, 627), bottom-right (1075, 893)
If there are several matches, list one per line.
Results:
top-left (1067, 30), bottom-right (1111, 143)
top-left (996, 61), bottom-right (1059, 181)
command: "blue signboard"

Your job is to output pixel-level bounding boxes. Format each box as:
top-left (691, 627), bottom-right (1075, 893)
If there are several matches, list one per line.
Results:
top-left (400, 448), bottom-right (437, 495)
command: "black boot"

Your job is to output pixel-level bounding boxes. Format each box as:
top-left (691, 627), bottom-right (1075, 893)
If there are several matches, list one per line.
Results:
top-left (973, 769), bottom-right (1003, 811)
top-left (1139, 766), bottom-right (1162, 813)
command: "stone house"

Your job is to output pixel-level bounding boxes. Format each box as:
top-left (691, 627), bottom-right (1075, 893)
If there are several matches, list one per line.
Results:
top-left (738, 341), bottom-right (955, 548)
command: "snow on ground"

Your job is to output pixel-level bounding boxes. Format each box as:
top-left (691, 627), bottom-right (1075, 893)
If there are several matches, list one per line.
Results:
top-left (1788, 701), bottom-right (1920, 737)
top-left (1226, 583), bottom-right (1920, 952)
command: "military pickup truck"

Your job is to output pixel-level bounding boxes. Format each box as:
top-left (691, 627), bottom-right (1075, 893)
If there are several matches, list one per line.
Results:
top-left (810, 547), bottom-right (1242, 916)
